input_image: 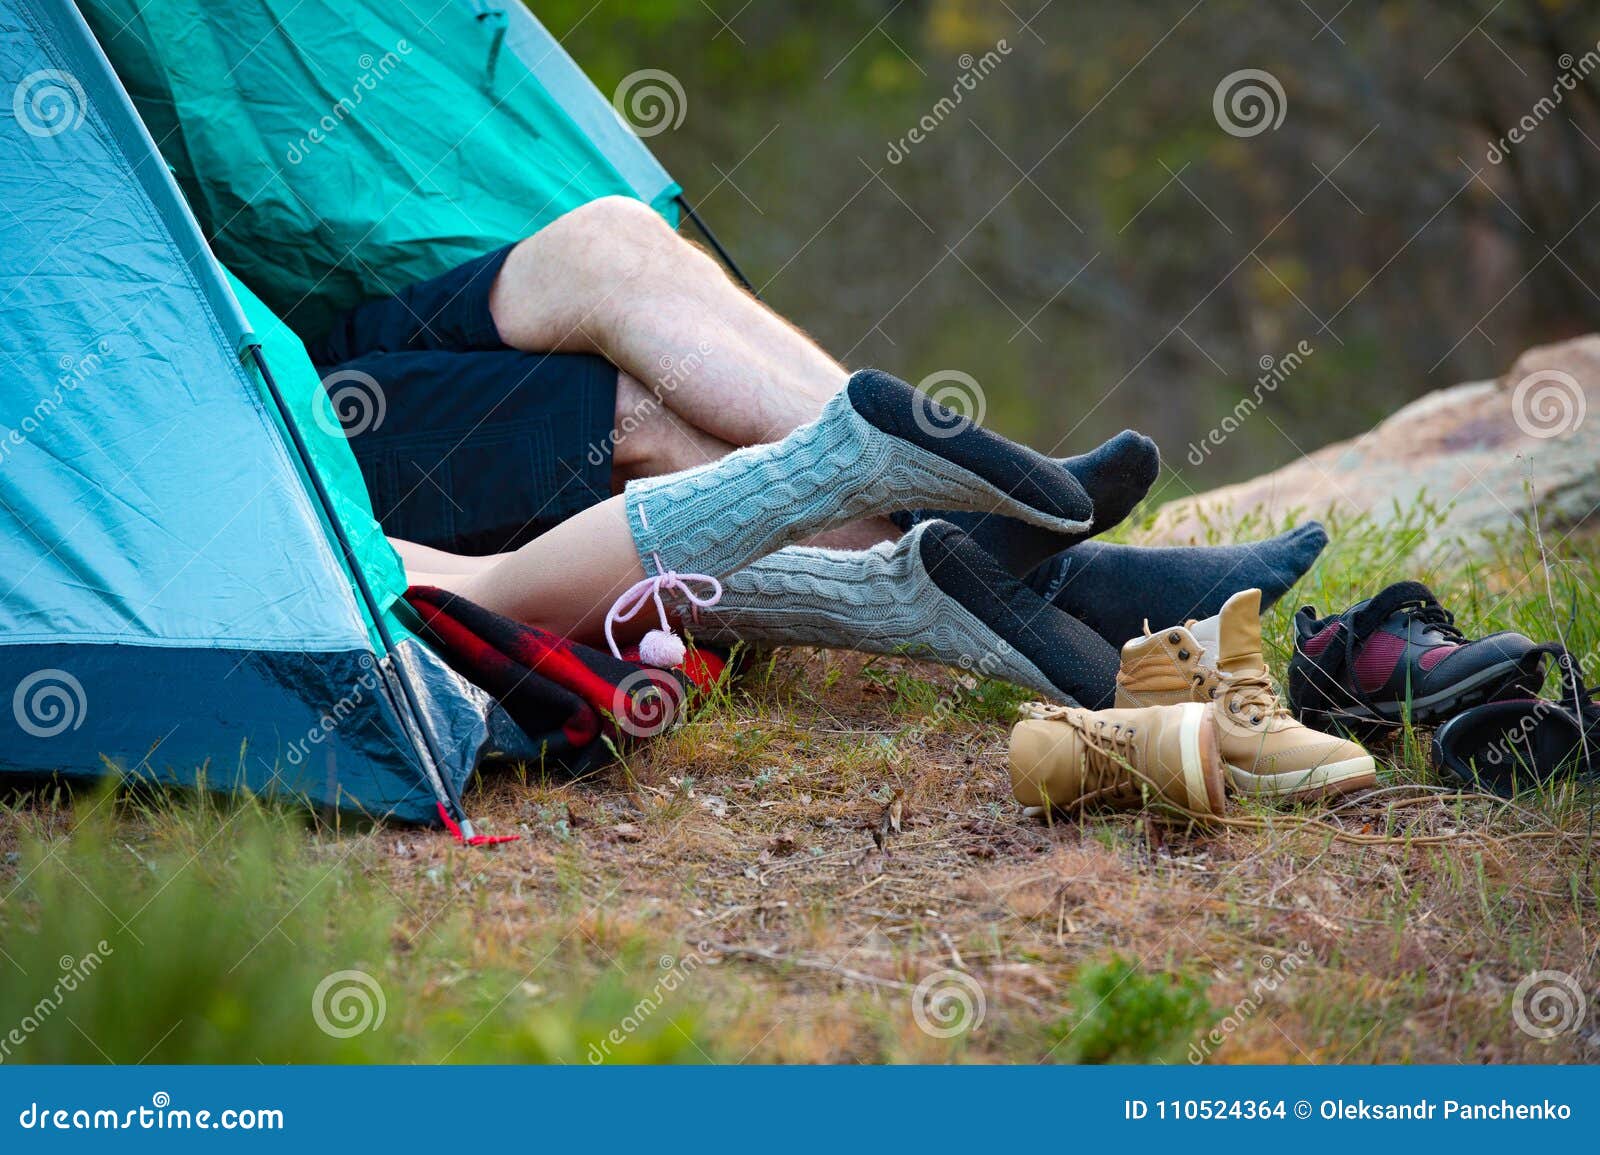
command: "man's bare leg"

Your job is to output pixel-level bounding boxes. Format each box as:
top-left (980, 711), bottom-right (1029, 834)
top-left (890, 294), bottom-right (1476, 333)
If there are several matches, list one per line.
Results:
top-left (385, 373), bottom-right (738, 584)
top-left (608, 370), bottom-right (735, 486)
top-left (488, 197), bottom-right (847, 448)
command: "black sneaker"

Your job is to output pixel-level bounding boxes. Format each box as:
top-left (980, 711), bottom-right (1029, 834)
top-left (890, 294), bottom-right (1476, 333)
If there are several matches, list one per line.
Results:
top-left (1433, 646), bottom-right (1599, 796)
top-left (1287, 581), bottom-right (1547, 729)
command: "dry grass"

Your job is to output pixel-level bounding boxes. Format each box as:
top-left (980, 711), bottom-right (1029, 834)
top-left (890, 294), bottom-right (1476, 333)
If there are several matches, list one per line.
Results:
top-left (356, 641), bottom-right (1598, 1063)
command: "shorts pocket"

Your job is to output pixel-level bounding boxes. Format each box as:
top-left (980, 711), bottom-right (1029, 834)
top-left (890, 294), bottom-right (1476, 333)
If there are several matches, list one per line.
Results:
top-left (357, 421), bottom-right (556, 553)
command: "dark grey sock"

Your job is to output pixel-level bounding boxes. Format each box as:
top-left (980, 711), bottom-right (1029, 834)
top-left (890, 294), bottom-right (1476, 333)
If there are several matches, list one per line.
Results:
top-left (1025, 522), bottom-right (1330, 647)
top-left (897, 430), bottom-right (1160, 577)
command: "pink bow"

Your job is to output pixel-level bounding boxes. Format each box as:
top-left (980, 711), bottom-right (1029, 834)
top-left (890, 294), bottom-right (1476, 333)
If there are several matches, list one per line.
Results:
top-left (604, 552), bottom-right (723, 660)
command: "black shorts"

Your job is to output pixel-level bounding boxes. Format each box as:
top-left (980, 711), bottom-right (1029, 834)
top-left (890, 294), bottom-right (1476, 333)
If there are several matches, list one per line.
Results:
top-left (309, 245), bottom-right (617, 555)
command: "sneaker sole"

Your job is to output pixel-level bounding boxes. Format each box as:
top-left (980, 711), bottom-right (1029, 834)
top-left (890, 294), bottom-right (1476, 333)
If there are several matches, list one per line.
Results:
top-left (1301, 658), bottom-right (1544, 732)
top-left (1224, 754), bottom-right (1377, 803)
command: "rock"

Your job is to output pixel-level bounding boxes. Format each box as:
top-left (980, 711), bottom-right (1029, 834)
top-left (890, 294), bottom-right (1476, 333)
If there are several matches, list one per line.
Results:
top-left (1147, 335), bottom-right (1600, 545)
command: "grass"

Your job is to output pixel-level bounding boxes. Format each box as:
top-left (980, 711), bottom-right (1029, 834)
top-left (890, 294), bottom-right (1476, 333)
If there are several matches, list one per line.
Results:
top-left (1, 509), bottom-right (1597, 1064)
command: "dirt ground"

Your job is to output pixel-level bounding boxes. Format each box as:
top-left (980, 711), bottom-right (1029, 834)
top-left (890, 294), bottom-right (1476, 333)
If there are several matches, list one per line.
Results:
top-left (371, 648), bottom-right (1600, 1063)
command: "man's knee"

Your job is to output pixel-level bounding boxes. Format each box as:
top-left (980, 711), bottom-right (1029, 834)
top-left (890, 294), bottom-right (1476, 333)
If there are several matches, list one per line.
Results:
top-left (510, 196), bottom-right (717, 325)
top-left (544, 196), bottom-right (674, 260)
top-left (558, 196), bottom-right (727, 283)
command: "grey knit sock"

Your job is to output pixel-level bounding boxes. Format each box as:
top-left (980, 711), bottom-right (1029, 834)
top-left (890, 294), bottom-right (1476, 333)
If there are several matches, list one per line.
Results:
top-left (686, 521), bottom-right (1120, 706)
top-left (624, 369), bottom-right (1092, 581)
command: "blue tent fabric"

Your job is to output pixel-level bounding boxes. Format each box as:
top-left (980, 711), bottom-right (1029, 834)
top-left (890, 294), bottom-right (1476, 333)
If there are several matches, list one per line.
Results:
top-left (227, 268), bottom-right (411, 643)
top-left (0, 0), bottom-right (477, 822)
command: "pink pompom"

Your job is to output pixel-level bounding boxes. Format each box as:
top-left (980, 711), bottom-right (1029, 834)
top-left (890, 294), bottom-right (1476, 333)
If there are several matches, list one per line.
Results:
top-left (638, 628), bottom-right (687, 668)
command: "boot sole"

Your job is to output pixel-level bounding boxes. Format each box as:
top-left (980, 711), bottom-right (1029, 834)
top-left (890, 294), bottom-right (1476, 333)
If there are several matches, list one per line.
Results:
top-left (1180, 702), bottom-right (1228, 816)
top-left (1224, 754), bottom-right (1377, 803)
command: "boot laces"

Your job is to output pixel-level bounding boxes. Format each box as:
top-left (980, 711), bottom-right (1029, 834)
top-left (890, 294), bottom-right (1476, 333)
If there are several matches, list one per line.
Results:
top-left (1078, 716), bottom-right (1141, 797)
top-left (1135, 618), bottom-right (1227, 700)
top-left (1213, 668), bottom-right (1293, 728)
top-left (1020, 704), bottom-right (1140, 796)
top-left (1125, 622), bottom-right (1214, 694)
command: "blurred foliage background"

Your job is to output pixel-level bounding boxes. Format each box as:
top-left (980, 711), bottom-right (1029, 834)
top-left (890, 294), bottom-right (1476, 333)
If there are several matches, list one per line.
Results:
top-left (533, 0), bottom-right (1600, 486)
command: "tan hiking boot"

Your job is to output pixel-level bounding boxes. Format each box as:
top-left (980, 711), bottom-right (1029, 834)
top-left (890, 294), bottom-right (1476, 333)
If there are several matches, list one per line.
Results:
top-left (1009, 701), bottom-right (1226, 818)
top-left (1116, 589), bottom-right (1377, 802)
top-left (1115, 624), bottom-right (1220, 707)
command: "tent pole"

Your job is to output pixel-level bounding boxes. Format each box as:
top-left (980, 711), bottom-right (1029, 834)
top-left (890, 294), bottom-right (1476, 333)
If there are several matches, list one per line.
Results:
top-left (676, 195), bottom-right (758, 298)
top-left (246, 346), bottom-right (474, 834)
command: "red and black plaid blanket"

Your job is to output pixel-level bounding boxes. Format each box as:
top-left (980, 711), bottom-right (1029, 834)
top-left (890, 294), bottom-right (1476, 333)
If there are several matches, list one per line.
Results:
top-left (404, 586), bottom-right (725, 769)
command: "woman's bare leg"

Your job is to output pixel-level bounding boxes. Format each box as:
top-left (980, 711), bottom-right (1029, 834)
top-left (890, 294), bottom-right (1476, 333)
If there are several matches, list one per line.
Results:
top-left (410, 494), bottom-right (897, 647)
top-left (433, 494), bottom-right (647, 641)
top-left (389, 537), bottom-right (501, 576)
top-left (392, 366), bottom-right (895, 621)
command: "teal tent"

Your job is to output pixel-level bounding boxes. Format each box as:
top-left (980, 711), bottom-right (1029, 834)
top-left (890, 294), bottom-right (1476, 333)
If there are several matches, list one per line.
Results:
top-left (0, 0), bottom-right (702, 824)
top-left (78, 0), bottom-right (686, 337)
